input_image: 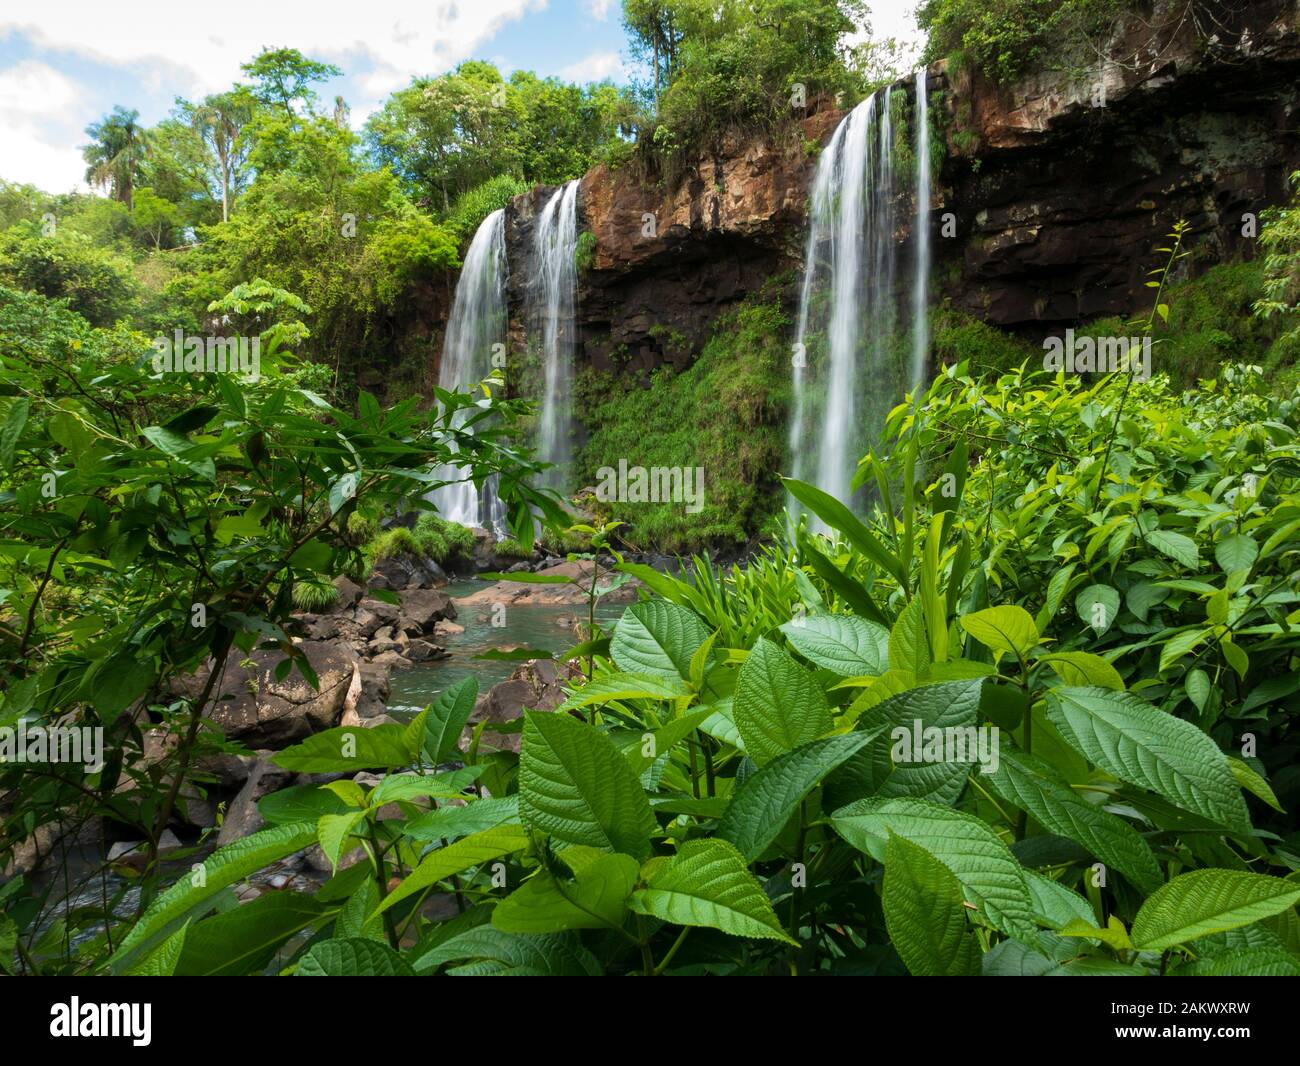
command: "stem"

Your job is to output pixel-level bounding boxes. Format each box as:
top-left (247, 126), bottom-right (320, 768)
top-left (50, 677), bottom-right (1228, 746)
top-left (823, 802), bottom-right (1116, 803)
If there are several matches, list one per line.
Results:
top-left (653, 927), bottom-right (691, 975)
top-left (368, 824), bottom-right (401, 950)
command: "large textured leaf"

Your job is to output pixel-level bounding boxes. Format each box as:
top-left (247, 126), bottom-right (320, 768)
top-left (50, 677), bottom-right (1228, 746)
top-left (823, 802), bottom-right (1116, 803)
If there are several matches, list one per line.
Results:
top-left (1130, 870), bottom-right (1300, 950)
top-left (402, 797), bottom-right (520, 843)
top-left (830, 679), bottom-right (984, 807)
top-left (883, 833), bottom-right (979, 976)
top-left (109, 821), bottom-right (316, 972)
top-left (376, 825), bottom-right (530, 916)
top-left (297, 938), bottom-right (413, 976)
top-left (778, 615), bottom-right (889, 676)
top-left (611, 600), bottom-right (710, 680)
top-left (628, 839), bottom-right (796, 945)
top-left (559, 672), bottom-right (690, 711)
top-left (984, 747), bottom-right (1163, 894)
top-left (1022, 869), bottom-right (1096, 930)
top-left (272, 724), bottom-right (413, 773)
top-left (419, 928), bottom-right (601, 975)
top-left (1176, 948), bottom-right (1300, 977)
top-left (732, 637), bottom-right (831, 765)
top-left (492, 849), bottom-right (638, 933)
top-left (959, 605), bottom-right (1039, 660)
top-left (1146, 528), bottom-right (1199, 569)
top-left (176, 893), bottom-right (328, 976)
top-left (519, 711), bottom-right (656, 858)
top-left (423, 676), bottom-right (479, 762)
top-left (1046, 687), bottom-right (1250, 832)
top-left (832, 796), bottom-right (1035, 936)
top-left (716, 732), bottom-right (877, 861)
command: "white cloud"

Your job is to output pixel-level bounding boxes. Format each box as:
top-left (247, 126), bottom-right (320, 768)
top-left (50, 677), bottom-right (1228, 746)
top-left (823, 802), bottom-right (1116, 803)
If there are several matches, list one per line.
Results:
top-left (583, 0), bottom-right (614, 20)
top-left (0, 60), bottom-right (87, 191)
top-left (558, 50), bottom-right (625, 83)
top-left (2, 0), bottom-right (547, 98)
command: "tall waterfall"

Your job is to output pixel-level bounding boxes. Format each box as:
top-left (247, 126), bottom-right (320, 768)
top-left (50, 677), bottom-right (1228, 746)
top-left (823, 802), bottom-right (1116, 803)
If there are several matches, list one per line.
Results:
top-left (911, 68), bottom-right (932, 392)
top-left (531, 180), bottom-right (579, 490)
top-left (789, 77), bottom-right (934, 523)
top-left (430, 208), bottom-right (508, 532)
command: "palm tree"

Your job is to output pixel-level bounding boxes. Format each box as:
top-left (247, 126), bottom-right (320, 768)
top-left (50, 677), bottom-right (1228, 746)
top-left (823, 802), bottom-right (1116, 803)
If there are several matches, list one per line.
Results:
top-left (82, 107), bottom-right (148, 209)
top-left (188, 91), bottom-right (252, 222)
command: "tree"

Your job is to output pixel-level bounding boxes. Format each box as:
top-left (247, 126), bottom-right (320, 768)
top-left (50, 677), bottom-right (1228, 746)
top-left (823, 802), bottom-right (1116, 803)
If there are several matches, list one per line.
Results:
top-left (82, 106), bottom-right (149, 209)
top-left (130, 186), bottom-right (181, 249)
top-left (241, 47), bottom-right (342, 117)
top-left (185, 90), bottom-right (254, 222)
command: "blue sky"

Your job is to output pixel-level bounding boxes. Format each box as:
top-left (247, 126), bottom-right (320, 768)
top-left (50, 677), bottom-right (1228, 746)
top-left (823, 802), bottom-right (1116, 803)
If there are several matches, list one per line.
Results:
top-left (0, 0), bottom-right (922, 193)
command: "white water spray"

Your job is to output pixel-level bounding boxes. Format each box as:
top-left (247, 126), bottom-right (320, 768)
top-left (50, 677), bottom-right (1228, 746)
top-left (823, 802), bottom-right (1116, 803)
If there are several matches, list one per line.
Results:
top-left (532, 180), bottom-right (579, 490)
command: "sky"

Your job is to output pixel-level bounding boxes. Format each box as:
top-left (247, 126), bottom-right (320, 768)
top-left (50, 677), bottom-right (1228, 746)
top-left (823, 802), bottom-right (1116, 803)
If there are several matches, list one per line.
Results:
top-left (0, 0), bottom-right (925, 194)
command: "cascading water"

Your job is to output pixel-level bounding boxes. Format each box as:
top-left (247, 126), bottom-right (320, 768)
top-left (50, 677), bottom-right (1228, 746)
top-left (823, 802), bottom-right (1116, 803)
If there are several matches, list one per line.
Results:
top-left (789, 77), bottom-right (934, 524)
top-left (430, 208), bottom-right (508, 532)
top-left (531, 180), bottom-right (579, 490)
top-left (911, 68), bottom-right (932, 392)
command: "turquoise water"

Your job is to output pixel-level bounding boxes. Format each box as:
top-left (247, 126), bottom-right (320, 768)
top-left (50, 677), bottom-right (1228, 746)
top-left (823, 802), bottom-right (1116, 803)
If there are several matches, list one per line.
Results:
top-left (387, 578), bottom-right (625, 714)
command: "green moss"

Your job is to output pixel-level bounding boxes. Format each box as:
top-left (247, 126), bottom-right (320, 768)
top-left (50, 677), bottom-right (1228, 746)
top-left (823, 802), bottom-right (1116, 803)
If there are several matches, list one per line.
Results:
top-left (493, 537), bottom-right (532, 560)
top-left (414, 512), bottom-right (475, 564)
top-left (575, 231), bottom-right (598, 273)
top-left (574, 293), bottom-right (790, 552)
top-left (369, 527), bottom-right (420, 561)
top-left (932, 306), bottom-right (1036, 377)
top-left (292, 579), bottom-right (339, 611)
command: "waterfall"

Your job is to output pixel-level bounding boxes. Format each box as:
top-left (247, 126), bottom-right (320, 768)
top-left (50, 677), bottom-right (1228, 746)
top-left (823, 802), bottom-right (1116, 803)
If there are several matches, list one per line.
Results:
top-left (789, 78), bottom-right (934, 525)
top-left (911, 68), bottom-right (932, 392)
top-left (430, 208), bottom-right (508, 532)
top-left (531, 179), bottom-right (579, 491)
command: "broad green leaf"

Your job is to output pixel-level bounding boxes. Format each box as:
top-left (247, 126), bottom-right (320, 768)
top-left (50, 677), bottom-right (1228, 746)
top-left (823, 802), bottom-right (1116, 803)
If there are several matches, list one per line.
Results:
top-left (316, 811), bottom-right (365, 873)
top-left (1176, 948), bottom-right (1300, 977)
top-left (626, 709), bottom-right (712, 775)
top-left (519, 711), bottom-right (656, 859)
top-left (0, 397), bottom-right (29, 469)
top-left (1229, 757), bottom-right (1284, 813)
top-left (1131, 869), bottom-right (1300, 950)
top-left (882, 833), bottom-right (979, 976)
top-left (126, 922), bottom-right (188, 976)
top-left (733, 636), bottom-right (831, 764)
top-left (1215, 533), bottom-right (1258, 574)
top-left (1059, 915), bottom-right (1134, 950)
top-left (832, 796), bottom-right (1035, 936)
top-left (959, 605), bottom-right (1039, 660)
top-left (492, 851), bottom-right (638, 933)
top-left (272, 724), bottom-right (414, 774)
top-left (778, 614), bottom-right (889, 676)
top-left (423, 677), bottom-right (479, 763)
top-left (611, 600), bottom-right (710, 680)
top-left (1045, 687), bottom-right (1250, 832)
top-left (297, 937), bottom-right (413, 976)
top-left (402, 797), bottom-right (520, 843)
top-left (109, 821), bottom-right (317, 972)
top-left (176, 893), bottom-right (328, 976)
top-left (1039, 651), bottom-right (1124, 690)
top-left (888, 597), bottom-right (931, 673)
top-left (1159, 627), bottom-right (1210, 673)
top-left (1075, 583), bottom-right (1120, 635)
top-left (258, 784), bottom-right (352, 825)
top-left (717, 732), bottom-right (877, 860)
top-left (781, 477), bottom-right (908, 587)
top-left (417, 927), bottom-right (601, 975)
top-left (831, 679), bottom-right (984, 807)
top-left (1146, 528), bottom-right (1199, 569)
top-left (375, 825), bottom-right (531, 916)
top-left (558, 672), bottom-right (690, 711)
top-left (628, 839), bottom-right (796, 945)
top-left (1022, 869), bottom-right (1096, 930)
top-left (984, 747), bottom-right (1163, 894)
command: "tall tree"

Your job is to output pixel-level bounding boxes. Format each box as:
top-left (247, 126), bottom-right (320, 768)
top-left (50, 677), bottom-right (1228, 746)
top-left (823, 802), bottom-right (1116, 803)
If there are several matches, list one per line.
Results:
top-left (185, 90), bottom-right (254, 222)
top-left (241, 47), bottom-right (341, 117)
top-left (82, 106), bottom-right (148, 209)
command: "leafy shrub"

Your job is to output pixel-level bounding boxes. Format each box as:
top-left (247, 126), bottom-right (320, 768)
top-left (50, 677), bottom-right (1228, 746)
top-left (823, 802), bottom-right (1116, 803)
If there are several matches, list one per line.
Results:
top-left (292, 579), bottom-right (339, 611)
top-left (0, 231), bottom-right (138, 326)
top-left (446, 174), bottom-right (527, 238)
top-left (368, 526), bottom-right (421, 561)
top-left (414, 512), bottom-right (476, 565)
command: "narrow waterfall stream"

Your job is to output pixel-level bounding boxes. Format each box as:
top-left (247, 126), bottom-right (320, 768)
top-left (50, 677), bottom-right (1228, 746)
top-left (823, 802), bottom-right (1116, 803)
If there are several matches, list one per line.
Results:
top-left (430, 208), bottom-right (509, 532)
top-left (789, 78), bottom-right (934, 525)
top-left (531, 179), bottom-right (580, 491)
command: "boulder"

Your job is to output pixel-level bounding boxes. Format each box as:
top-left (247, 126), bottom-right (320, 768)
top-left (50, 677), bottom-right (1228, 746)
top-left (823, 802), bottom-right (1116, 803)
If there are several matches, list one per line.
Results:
top-left (332, 575), bottom-right (365, 609)
top-left (215, 753), bottom-right (296, 847)
top-left (195, 640), bottom-right (358, 749)
top-left (457, 560), bottom-right (640, 607)
top-left (370, 554), bottom-right (448, 591)
top-left (462, 659), bottom-right (584, 754)
top-left (398, 587), bottom-right (457, 630)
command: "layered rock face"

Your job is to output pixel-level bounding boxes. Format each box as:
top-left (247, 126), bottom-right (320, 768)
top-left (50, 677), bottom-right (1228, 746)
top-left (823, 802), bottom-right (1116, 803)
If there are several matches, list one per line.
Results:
top-left (941, 0), bottom-right (1300, 331)
top-left (460, 0), bottom-right (1300, 380)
